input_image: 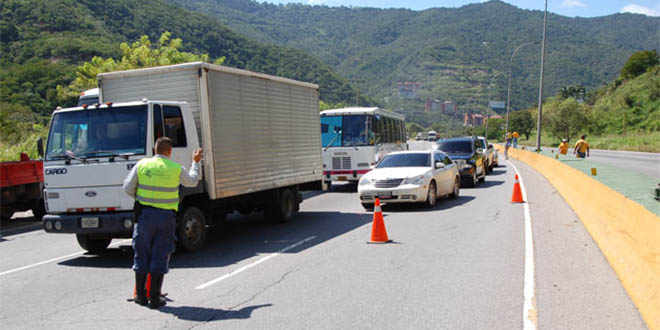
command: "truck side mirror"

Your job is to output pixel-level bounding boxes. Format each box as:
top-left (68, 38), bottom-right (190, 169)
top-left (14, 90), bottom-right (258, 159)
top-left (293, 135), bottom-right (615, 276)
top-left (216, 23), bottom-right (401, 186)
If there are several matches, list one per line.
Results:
top-left (435, 161), bottom-right (445, 169)
top-left (37, 138), bottom-right (44, 158)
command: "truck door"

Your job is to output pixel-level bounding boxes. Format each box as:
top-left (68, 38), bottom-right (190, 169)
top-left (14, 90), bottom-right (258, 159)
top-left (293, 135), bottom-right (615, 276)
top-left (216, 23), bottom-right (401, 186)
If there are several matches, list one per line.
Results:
top-left (152, 104), bottom-right (195, 166)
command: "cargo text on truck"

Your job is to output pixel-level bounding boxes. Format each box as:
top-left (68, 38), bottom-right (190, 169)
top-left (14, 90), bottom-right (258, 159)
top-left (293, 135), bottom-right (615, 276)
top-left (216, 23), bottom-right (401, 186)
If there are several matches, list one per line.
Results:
top-left (42, 62), bottom-right (323, 253)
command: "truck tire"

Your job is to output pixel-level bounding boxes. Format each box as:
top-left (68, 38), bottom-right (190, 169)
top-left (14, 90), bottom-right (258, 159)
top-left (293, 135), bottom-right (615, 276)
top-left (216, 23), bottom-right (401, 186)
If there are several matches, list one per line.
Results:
top-left (32, 199), bottom-right (45, 221)
top-left (76, 234), bottom-right (111, 254)
top-left (177, 206), bottom-right (207, 252)
top-left (266, 188), bottom-right (296, 223)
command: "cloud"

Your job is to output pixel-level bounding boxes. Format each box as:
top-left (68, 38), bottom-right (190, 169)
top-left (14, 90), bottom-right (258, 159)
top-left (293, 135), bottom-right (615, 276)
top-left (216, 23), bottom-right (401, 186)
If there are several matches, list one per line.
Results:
top-left (561, 0), bottom-right (587, 8)
top-left (621, 4), bottom-right (660, 16)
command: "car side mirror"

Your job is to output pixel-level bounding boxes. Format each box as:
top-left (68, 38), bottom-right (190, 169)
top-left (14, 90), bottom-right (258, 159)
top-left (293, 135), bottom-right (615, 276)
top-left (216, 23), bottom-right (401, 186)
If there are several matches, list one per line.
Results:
top-left (435, 161), bottom-right (445, 169)
top-left (37, 138), bottom-right (44, 158)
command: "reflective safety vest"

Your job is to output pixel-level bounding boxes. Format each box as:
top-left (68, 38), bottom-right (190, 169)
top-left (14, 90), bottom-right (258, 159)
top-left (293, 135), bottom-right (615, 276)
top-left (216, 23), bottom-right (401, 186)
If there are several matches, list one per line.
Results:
top-left (136, 157), bottom-right (182, 211)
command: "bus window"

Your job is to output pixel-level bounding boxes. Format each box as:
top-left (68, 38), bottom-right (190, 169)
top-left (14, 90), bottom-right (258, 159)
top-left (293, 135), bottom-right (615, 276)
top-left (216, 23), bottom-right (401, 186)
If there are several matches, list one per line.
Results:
top-left (321, 116), bottom-right (342, 147)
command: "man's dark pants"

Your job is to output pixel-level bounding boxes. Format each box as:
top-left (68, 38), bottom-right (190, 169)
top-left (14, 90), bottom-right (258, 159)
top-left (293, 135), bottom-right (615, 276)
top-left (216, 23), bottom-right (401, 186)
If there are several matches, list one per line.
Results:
top-left (132, 206), bottom-right (176, 274)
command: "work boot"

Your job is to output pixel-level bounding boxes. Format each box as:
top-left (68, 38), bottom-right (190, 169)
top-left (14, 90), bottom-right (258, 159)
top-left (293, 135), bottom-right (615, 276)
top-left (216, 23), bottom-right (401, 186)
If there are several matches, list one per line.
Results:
top-left (148, 273), bottom-right (167, 309)
top-left (134, 272), bottom-right (148, 306)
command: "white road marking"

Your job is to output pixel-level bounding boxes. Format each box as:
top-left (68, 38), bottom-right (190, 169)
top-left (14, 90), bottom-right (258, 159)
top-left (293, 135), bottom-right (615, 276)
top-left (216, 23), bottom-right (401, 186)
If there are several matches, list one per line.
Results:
top-left (508, 160), bottom-right (538, 330)
top-left (0, 239), bottom-right (132, 277)
top-left (196, 236), bottom-right (316, 290)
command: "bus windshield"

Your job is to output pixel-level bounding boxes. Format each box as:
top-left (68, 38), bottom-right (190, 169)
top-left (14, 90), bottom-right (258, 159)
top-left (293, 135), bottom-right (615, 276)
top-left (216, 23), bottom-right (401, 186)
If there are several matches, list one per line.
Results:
top-left (46, 106), bottom-right (148, 161)
top-left (321, 115), bottom-right (373, 147)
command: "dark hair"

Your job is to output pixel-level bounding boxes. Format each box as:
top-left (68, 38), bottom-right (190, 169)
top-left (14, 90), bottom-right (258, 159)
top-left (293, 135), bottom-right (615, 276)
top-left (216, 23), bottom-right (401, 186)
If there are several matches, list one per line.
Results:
top-left (581, 135), bottom-right (586, 139)
top-left (155, 137), bottom-right (173, 155)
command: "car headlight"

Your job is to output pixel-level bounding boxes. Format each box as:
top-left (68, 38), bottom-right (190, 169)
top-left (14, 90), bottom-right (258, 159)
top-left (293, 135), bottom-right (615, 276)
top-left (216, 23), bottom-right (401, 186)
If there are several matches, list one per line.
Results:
top-left (403, 175), bottom-right (425, 185)
top-left (359, 177), bottom-right (373, 186)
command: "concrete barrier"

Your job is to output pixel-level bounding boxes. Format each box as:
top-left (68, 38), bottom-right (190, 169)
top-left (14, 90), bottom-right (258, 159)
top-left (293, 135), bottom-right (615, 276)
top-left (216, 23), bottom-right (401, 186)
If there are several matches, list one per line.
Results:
top-left (496, 145), bottom-right (659, 329)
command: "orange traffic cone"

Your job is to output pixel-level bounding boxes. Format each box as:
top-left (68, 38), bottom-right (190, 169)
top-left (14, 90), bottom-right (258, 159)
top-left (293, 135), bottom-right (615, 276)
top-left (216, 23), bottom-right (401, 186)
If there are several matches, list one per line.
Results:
top-left (511, 174), bottom-right (524, 203)
top-left (368, 198), bottom-right (391, 244)
top-left (133, 273), bottom-right (152, 299)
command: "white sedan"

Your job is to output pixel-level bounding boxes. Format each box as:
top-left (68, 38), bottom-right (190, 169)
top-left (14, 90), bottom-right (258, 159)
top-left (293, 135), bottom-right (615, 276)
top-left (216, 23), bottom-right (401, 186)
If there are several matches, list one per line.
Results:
top-left (358, 150), bottom-right (460, 209)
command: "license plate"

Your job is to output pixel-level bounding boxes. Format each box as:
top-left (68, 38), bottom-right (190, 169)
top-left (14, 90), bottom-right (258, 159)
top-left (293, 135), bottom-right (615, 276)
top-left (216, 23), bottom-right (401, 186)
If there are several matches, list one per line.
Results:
top-left (81, 217), bottom-right (99, 228)
top-left (377, 191), bottom-right (392, 198)
top-left (337, 176), bottom-right (348, 181)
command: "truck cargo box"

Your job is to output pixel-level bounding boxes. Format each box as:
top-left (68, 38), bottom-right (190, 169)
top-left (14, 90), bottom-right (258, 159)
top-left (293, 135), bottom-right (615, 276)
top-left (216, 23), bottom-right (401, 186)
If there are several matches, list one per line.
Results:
top-left (98, 62), bottom-right (322, 200)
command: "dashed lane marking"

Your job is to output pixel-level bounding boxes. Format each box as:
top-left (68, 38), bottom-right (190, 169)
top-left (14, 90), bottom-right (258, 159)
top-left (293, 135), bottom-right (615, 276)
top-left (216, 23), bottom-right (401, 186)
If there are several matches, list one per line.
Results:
top-left (508, 160), bottom-right (538, 330)
top-left (196, 236), bottom-right (316, 290)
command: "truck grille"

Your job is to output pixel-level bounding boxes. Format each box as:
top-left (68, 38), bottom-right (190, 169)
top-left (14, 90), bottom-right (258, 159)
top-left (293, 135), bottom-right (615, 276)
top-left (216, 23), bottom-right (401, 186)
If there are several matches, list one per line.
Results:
top-left (332, 156), bottom-right (352, 169)
top-left (374, 179), bottom-right (403, 188)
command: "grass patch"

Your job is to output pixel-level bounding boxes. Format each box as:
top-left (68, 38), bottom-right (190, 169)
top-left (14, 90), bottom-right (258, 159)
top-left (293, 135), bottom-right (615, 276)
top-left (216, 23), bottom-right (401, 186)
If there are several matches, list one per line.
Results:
top-left (517, 131), bottom-right (660, 153)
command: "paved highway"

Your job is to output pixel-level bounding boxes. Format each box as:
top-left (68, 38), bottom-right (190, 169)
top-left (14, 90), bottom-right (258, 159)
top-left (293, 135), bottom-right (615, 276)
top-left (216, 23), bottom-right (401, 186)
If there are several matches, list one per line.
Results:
top-left (0, 162), bottom-right (645, 329)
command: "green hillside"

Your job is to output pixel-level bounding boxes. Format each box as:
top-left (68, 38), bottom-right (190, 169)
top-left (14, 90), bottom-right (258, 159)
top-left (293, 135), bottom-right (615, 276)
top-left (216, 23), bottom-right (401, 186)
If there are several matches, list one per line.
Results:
top-left (0, 0), bottom-right (368, 117)
top-left (169, 0), bottom-right (660, 119)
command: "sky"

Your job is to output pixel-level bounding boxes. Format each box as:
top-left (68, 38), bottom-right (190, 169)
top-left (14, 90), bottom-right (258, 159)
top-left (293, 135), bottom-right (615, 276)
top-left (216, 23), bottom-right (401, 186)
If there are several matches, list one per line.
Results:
top-left (262, 0), bottom-right (660, 17)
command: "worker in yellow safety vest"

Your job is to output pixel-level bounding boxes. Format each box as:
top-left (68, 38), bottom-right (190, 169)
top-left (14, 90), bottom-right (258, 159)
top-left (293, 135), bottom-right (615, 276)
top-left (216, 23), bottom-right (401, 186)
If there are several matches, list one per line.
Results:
top-left (558, 139), bottom-right (569, 155)
top-left (123, 137), bottom-right (202, 308)
top-left (573, 135), bottom-right (590, 158)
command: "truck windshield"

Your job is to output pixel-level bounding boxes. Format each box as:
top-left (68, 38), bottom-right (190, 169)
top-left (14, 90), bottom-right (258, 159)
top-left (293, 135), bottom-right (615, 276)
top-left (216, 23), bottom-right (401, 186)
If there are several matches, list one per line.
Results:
top-left (377, 153), bottom-right (430, 168)
top-left (321, 115), bottom-right (374, 147)
top-left (46, 106), bottom-right (148, 161)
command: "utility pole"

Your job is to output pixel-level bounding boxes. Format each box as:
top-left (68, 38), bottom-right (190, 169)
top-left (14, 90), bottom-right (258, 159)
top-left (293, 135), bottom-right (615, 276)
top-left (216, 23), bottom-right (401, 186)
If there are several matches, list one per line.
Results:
top-left (535, 0), bottom-right (548, 151)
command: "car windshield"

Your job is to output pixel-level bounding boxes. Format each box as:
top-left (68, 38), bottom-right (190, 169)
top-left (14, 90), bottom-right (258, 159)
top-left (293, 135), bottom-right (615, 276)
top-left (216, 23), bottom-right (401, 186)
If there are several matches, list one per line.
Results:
top-left (437, 140), bottom-right (473, 154)
top-left (377, 153), bottom-right (430, 168)
top-left (46, 105), bottom-right (148, 161)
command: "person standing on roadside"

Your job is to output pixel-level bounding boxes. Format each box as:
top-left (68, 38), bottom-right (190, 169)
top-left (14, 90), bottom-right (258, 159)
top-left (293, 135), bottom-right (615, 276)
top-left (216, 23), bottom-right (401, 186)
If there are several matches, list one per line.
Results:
top-left (573, 135), bottom-right (590, 158)
top-left (123, 137), bottom-right (203, 308)
top-left (512, 131), bottom-right (520, 148)
top-left (558, 138), bottom-right (569, 155)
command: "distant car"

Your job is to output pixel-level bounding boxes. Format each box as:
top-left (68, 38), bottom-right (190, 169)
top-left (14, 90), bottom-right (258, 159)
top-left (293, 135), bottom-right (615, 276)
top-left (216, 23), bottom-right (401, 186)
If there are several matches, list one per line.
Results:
top-left (415, 132), bottom-right (424, 140)
top-left (435, 137), bottom-right (486, 187)
top-left (358, 150), bottom-right (460, 209)
top-left (477, 136), bottom-right (498, 173)
top-left (427, 130), bottom-right (438, 141)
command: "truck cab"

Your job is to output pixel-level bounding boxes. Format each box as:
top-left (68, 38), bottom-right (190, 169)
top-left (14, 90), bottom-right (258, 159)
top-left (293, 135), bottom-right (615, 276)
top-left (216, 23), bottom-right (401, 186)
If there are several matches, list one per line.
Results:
top-left (42, 100), bottom-right (198, 253)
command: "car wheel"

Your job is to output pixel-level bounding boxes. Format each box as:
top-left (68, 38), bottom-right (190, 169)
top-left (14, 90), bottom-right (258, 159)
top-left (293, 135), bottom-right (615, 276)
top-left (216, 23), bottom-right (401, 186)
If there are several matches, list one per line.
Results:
top-left (450, 177), bottom-right (460, 199)
top-left (479, 168), bottom-right (486, 183)
top-left (466, 170), bottom-right (477, 187)
top-left (426, 181), bottom-right (437, 208)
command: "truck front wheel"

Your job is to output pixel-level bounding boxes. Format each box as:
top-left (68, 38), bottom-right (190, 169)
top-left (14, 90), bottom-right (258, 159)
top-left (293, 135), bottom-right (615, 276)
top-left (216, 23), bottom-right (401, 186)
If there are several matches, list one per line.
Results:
top-left (266, 188), bottom-right (297, 223)
top-left (76, 234), bottom-right (111, 254)
top-left (177, 206), bottom-right (207, 252)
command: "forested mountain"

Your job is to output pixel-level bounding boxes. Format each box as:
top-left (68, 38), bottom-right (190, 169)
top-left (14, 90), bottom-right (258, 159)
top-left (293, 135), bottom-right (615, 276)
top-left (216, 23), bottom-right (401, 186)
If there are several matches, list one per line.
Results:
top-left (0, 0), bottom-right (367, 117)
top-left (169, 0), bottom-right (660, 124)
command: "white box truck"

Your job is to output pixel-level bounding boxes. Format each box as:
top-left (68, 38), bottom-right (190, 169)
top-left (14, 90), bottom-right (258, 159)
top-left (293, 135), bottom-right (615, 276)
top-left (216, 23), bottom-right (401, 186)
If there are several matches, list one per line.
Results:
top-left (42, 62), bottom-right (322, 252)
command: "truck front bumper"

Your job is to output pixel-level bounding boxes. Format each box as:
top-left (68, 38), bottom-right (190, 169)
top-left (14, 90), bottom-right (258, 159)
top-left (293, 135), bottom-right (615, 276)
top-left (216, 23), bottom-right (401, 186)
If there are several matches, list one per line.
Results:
top-left (43, 211), bottom-right (134, 235)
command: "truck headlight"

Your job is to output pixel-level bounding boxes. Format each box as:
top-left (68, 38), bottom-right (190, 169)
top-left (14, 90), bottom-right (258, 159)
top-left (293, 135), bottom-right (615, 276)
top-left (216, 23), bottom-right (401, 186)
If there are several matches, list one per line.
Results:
top-left (403, 175), bottom-right (425, 185)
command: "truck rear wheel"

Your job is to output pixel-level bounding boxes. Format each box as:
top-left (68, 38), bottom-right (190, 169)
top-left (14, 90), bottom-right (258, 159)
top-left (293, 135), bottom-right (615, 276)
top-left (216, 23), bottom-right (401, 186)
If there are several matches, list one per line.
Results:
top-left (76, 234), bottom-right (111, 254)
top-left (266, 188), bottom-right (297, 223)
top-left (32, 199), bottom-right (45, 221)
top-left (177, 206), bottom-right (207, 252)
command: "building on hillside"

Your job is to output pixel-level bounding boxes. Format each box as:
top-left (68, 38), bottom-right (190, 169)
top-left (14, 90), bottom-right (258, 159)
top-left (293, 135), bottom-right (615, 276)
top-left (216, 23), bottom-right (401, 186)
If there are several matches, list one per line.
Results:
top-left (464, 113), bottom-right (502, 126)
top-left (442, 100), bottom-right (457, 114)
top-left (488, 101), bottom-right (505, 113)
top-left (398, 81), bottom-right (421, 98)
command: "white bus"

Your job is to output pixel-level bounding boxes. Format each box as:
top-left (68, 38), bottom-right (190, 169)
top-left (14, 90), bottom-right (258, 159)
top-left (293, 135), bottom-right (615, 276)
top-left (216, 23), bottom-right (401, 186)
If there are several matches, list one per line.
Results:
top-left (320, 107), bottom-right (407, 186)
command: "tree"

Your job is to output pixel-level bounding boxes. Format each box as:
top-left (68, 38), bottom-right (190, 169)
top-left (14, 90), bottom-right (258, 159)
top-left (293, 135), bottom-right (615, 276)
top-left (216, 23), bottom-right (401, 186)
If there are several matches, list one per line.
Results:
top-left (544, 97), bottom-right (590, 142)
top-left (509, 110), bottom-right (534, 140)
top-left (57, 32), bottom-right (225, 101)
top-left (559, 85), bottom-right (586, 101)
top-left (620, 50), bottom-right (659, 80)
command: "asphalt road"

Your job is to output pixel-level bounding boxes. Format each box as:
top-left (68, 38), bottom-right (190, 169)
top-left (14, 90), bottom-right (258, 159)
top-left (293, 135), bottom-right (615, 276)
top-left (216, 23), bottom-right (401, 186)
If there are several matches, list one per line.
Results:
top-left (0, 162), bottom-right (645, 329)
top-left (544, 147), bottom-right (659, 180)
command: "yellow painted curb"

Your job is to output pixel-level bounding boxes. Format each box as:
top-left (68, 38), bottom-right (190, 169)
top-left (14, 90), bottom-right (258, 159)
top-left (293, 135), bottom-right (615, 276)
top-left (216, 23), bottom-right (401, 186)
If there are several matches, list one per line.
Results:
top-left (496, 145), bottom-right (659, 329)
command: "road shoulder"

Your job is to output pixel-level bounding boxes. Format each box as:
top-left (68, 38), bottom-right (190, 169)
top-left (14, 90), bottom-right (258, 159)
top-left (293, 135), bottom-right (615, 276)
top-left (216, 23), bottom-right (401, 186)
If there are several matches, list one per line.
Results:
top-left (513, 159), bottom-right (646, 330)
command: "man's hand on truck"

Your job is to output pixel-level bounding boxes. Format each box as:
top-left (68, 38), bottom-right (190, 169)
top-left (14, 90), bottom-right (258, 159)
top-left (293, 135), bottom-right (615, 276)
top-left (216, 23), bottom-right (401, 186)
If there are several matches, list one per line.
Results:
top-left (193, 148), bottom-right (203, 163)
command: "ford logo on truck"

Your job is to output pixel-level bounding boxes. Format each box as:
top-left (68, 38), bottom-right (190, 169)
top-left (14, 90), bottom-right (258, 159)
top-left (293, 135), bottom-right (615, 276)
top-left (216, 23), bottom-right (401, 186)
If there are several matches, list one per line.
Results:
top-left (45, 168), bottom-right (67, 175)
top-left (85, 191), bottom-right (97, 197)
